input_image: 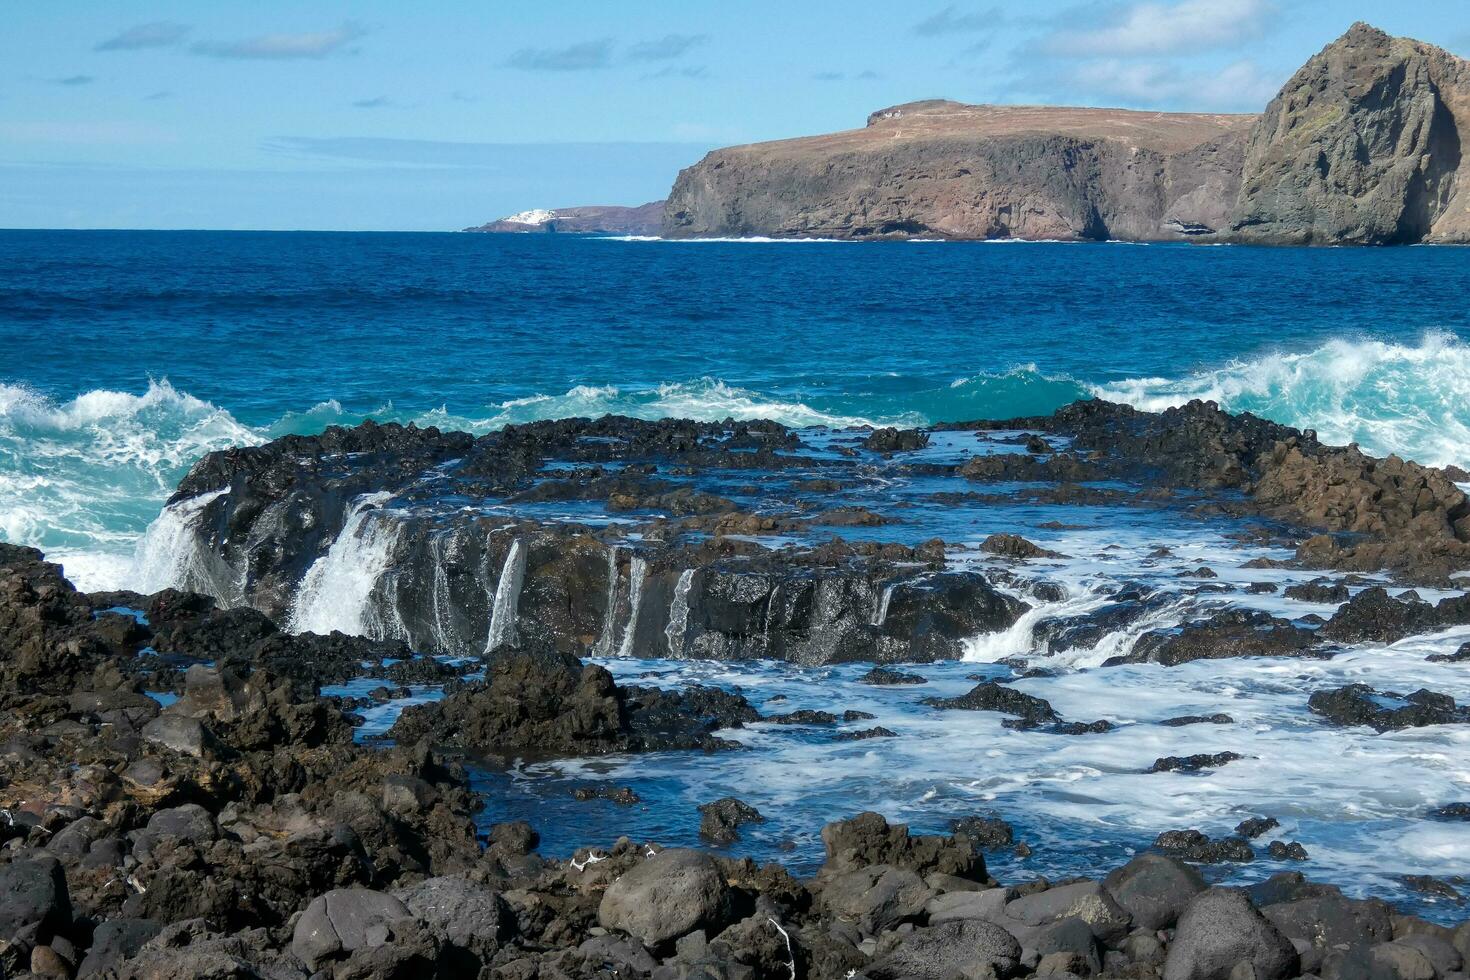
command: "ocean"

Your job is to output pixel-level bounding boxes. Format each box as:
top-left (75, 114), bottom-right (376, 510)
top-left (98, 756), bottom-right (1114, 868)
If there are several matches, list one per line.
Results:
top-left (5, 229), bottom-right (1470, 592)
top-left (8, 230), bottom-right (1470, 916)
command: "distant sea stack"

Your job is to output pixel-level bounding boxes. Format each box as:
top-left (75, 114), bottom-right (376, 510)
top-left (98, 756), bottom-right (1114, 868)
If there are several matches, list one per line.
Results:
top-left (663, 24), bottom-right (1470, 244)
top-left (465, 201), bottom-right (664, 235)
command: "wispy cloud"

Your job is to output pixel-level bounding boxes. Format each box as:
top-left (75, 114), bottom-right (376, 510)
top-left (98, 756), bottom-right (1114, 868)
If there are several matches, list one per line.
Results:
top-left (54, 75), bottom-right (96, 86)
top-left (1041, 0), bottom-right (1273, 57)
top-left (627, 33), bottom-right (708, 61)
top-left (913, 5), bottom-right (1003, 36)
top-left (506, 39), bottom-right (614, 71)
top-left (353, 96), bottom-right (392, 109)
top-left (811, 70), bottom-right (882, 82)
top-left (191, 22), bottom-right (366, 60)
top-left (96, 21), bottom-right (191, 51)
top-left (641, 65), bottom-right (709, 81)
top-left (1039, 57), bottom-right (1282, 110)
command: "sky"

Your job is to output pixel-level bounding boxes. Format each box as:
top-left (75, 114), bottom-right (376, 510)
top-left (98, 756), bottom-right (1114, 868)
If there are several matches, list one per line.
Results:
top-left (3, 1), bottom-right (1469, 231)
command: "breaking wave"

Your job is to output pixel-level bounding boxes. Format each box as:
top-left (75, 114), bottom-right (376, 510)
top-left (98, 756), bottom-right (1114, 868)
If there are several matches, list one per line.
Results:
top-left (6, 333), bottom-right (1470, 592)
top-left (1093, 332), bottom-right (1470, 470)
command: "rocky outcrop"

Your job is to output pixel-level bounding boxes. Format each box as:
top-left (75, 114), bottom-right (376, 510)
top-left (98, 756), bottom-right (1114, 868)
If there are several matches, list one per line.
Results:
top-left (663, 24), bottom-right (1470, 245)
top-left (1232, 23), bottom-right (1470, 244)
top-left (464, 201), bottom-right (664, 235)
top-left (664, 100), bottom-right (1253, 241)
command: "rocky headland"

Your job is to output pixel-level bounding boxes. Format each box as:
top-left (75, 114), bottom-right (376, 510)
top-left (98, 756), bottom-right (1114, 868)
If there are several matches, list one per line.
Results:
top-left (464, 203), bottom-right (665, 236)
top-left (661, 24), bottom-right (1470, 244)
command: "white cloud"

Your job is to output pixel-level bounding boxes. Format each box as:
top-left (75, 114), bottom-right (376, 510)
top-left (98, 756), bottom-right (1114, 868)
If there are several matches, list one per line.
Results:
top-left (1062, 57), bottom-right (1283, 109)
top-left (1044, 0), bottom-right (1273, 57)
top-left (191, 22), bottom-right (365, 60)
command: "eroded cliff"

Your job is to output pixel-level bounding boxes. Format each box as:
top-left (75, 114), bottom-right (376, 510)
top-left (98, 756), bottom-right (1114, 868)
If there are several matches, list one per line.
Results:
top-left (663, 24), bottom-right (1470, 244)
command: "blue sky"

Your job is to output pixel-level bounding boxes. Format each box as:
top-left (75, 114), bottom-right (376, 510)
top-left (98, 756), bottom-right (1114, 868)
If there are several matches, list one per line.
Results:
top-left (4, 1), bottom-right (1468, 230)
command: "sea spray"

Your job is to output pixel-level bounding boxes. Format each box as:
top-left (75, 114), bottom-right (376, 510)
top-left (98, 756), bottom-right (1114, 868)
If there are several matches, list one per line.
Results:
top-left (130, 488), bottom-right (235, 599)
top-left (484, 539), bottom-right (527, 655)
top-left (617, 557), bottom-right (648, 659)
top-left (592, 546), bottom-right (622, 658)
top-left (288, 492), bottom-right (401, 638)
top-left (664, 568), bottom-right (697, 658)
top-left (871, 583), bottom-right (897, 627)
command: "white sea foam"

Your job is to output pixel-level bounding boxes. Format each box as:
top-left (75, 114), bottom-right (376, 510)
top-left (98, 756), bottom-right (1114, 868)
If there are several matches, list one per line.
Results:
top-left (1094, 332), bottom-right (1470, 469)
top-left (288, 492), bottom-right (403, 638)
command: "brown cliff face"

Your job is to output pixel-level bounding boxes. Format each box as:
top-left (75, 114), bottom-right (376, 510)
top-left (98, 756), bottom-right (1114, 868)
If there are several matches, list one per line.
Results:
top-left (1231, 23), bottom-right (1470, 244)
top-left (663, 101), bottom-right (1254, 241)
top-left (662, 25), bottom-right (1470, 244)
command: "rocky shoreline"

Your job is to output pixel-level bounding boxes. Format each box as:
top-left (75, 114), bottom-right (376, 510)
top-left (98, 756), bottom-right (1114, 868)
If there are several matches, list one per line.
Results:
top-left (2, 539), bottom-right (1469, 978)
top-left (4, 397), bottom-right (1470, 976)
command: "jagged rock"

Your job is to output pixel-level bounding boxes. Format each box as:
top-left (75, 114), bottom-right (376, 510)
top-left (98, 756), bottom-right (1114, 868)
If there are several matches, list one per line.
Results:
top-left (819, 811), bottom-right (986, 881)
top-left (857, 666), bottom-right (926, 685)
top-left (1267, 841), bottom-right (1309, 861)
top-left (1150, 751), bottom-right (1245, 773)
top-left (698, 798), bottom-right (764, 844)
top-left (1156, 829), bottom-right (1256, 863)
top-left (597, 849), bottom-right (733, 947)
top-left (1232, 24), bottom-right (1470, 245)
top-left (980, 533), bottom-right (1060, 560)
top-left (1130, 610), bottom-right (1317, 666)
top-left (1308, 684), bottom-right (1470, 732)
top-left (920, 681), bottom-right (1060, 727)
top-left (1161, 713), bottom-right (1235, 727)
top-left (1236, 817), bottom-right (1281, 839)
top-left (1164, 888), bottom-right (1299, 980)
top-left (949, 815), bottom-right (1014, 850)
top-left (863, 427), bottom-right (929, 452)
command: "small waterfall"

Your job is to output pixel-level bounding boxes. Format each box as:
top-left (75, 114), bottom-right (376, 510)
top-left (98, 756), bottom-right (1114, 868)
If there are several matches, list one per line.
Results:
top-left (288, 492), bottom-right (401, 637)
top-left (871, 582), bottom-right (897, 627)
top-left (664, 568), bottom-right (697, 658)
top-left (130, 488), bottom-right (235, 599)
top-left (483, 539), bottom-right (527, 655)
top-left (616, 556), bottom-right (648, 658)
top-left (592, 546), bottom-right (621, 658)
top-left (427, 530), bottom-right (460, 657)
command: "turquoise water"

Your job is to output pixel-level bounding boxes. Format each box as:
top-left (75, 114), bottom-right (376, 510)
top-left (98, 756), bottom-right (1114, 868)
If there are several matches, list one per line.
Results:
top-left (2, 229), bottom-right (1470, 587)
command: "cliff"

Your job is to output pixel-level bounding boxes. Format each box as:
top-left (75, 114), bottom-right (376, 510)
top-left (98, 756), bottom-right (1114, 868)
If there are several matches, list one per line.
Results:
top-left (465, 201), bottom-right (664, 235)
top-left (663, 24), bottom-right (1470, 244)
top-left (1231, 23), bottom-right (1470, 244)
top-left (663, 102), bottom-right (1254, 241)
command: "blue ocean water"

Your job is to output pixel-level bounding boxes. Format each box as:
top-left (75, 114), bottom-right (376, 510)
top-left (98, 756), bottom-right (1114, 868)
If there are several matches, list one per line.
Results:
top-left (3, 228), bottom-right (1470, 587)
top-left (8, 230), bottom-right (1470, 916)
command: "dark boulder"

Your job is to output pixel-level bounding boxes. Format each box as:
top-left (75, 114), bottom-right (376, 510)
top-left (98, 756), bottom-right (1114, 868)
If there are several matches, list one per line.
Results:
top-left (698, 798), bottom-right (765, 844)
top-left (1308, 684), bottom-right (1470, 732)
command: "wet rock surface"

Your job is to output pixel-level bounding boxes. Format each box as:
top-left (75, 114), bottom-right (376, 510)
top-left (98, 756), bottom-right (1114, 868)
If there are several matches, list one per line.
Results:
top-left (0, 540), bottom-right (1467, 979)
